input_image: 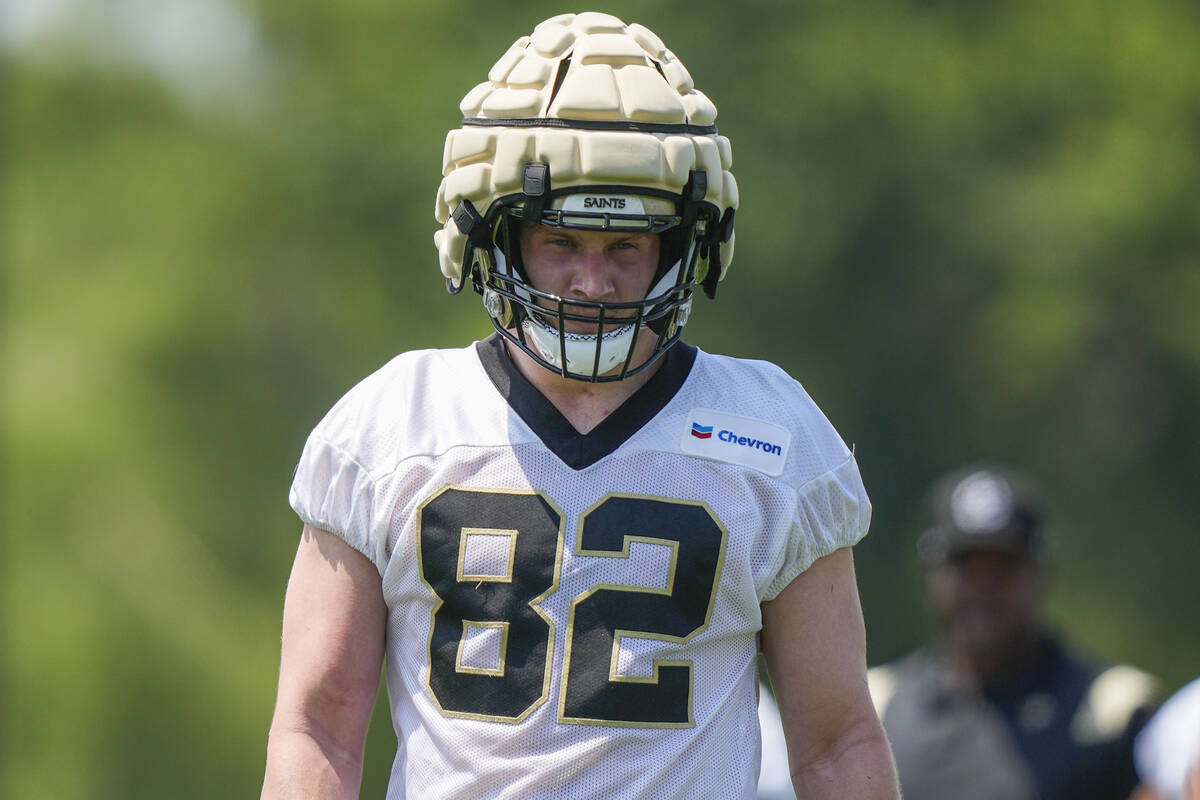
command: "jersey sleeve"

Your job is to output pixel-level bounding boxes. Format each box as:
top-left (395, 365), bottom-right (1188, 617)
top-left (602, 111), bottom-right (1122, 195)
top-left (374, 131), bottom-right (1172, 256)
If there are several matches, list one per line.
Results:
top-left (289, 430), bottom-right (377, 562)
top-left (287, 364), bottom-right (398, 568)
top-left (761, 451), bottom-right (871, 601)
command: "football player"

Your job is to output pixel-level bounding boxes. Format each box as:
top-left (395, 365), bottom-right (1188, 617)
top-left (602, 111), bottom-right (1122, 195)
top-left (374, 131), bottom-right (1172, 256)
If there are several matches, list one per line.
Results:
top-left (262, 12), bottom-right (899, 799)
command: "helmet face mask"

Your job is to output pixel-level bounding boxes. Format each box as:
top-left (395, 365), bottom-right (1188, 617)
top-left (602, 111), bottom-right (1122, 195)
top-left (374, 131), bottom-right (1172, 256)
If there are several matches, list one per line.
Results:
top-left (434, 12), bottom-right (738, 382)
top-left (476, 183), bottom-right (713, 381)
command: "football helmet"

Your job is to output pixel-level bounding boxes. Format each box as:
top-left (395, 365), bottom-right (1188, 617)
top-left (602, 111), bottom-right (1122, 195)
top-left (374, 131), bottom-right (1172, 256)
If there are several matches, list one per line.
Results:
top-left (434, 12), bottom-right (739, 381)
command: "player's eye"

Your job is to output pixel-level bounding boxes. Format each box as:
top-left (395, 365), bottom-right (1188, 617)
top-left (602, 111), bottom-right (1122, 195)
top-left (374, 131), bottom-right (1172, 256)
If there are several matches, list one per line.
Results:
top-left (610, 236), bottom-right (651, 254)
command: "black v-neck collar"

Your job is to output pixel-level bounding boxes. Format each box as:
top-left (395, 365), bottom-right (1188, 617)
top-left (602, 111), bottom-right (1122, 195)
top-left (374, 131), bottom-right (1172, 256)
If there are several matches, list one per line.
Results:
top-left (476, 334), bottom-right (697, 471)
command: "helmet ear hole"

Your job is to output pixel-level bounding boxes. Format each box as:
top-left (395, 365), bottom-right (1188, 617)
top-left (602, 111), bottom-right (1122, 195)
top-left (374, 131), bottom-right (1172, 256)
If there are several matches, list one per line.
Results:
top-left (482, 286), bottom-right (513, 327)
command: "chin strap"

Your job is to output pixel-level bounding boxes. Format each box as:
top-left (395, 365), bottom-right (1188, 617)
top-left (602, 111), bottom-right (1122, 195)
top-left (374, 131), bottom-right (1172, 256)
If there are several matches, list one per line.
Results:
top-left (449, 198), bottom-right (494, 295)
top-left (678, 169), bottom-right (732, 301)
top-left (701, 206), bottom-right (736, 299)
top-left (680, 169), bottom-right (707, 231)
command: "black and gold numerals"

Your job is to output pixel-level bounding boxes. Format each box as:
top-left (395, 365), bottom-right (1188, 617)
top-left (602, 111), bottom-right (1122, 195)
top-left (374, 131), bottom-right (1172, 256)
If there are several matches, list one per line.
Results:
top-left (560, 495), bottom-right (725, 727)
top-left (415, 488), bottom-right (727, 728)
top-left (417, 487), bottom-right (563, 722)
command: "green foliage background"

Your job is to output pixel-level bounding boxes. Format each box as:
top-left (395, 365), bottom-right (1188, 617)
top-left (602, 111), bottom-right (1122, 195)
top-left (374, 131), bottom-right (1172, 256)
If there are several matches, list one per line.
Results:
top-left (4, 1), bottom-right (1198, 796)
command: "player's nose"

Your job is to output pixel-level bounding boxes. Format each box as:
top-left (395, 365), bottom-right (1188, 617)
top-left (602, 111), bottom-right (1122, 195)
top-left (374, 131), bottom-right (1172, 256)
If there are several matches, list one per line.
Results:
top-left (567, 248), bottom-right (617, 300)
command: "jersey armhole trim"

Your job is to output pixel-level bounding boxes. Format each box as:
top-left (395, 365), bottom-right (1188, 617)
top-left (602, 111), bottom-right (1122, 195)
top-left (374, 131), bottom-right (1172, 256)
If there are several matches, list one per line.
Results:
top-left (292, 434), bottom-right (381, 573)
top-left (760, 452), bottom-right (871, 601)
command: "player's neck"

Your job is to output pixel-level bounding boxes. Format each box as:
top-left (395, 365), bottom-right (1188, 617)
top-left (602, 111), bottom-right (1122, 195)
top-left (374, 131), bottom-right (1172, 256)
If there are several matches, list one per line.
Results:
top-left (503, 338), bottom-right (663, 434)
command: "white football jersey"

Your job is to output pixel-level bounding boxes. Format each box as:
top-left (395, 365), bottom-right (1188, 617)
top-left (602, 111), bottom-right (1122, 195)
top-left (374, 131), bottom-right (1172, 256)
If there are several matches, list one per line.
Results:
top-left (290, 337), bottom-right (871, 800)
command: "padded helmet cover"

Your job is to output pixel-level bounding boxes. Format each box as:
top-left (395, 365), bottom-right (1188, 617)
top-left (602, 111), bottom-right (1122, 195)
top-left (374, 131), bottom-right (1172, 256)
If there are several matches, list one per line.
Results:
top-left (433, 12), bottom-right (739, 289)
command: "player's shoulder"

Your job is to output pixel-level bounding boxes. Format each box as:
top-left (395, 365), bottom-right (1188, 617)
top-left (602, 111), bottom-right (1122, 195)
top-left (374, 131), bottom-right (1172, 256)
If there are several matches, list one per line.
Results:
top-left (690, 350), bottom-right (831, 421)
top-left (686, 347), bottom-right (856, 474)
top-left (692, 348), bottom-right (804, 389)
top-left (307, 343), bottom-right (482, 451)
top-left (358, 343), bottom-right (478, 390)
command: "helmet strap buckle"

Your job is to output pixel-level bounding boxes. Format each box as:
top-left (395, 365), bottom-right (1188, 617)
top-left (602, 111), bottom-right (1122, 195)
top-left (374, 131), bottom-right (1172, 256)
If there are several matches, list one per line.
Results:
top-left (521, 163), bottom-right (551, 222)
top-left (450, 198), bottom-right (496, 294)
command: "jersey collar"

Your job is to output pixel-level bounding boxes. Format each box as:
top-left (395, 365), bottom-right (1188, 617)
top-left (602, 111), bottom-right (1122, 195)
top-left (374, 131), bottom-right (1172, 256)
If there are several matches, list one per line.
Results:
top-left (476, 333), bottom-right (696, 470)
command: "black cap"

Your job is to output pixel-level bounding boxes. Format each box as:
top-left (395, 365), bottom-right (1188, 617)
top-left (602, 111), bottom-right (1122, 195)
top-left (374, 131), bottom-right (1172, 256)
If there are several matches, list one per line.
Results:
top-left (916, 464), bottom-right (1049, 567)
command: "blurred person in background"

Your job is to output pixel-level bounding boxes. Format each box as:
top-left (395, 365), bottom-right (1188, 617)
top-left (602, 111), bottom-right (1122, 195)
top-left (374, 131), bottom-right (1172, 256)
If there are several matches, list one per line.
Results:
top-left (869, 463), bottom-right (1159, 800)
top-left (756, 677), bottom-right (798, 800)
top-left (261, 11), bottom-right (898, 799)
top-left (1132, 676), bottom-right (1200, 800)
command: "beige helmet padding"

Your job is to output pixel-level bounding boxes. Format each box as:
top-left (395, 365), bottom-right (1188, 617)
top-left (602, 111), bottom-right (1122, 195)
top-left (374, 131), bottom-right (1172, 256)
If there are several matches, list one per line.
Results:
top-left (434, 12), bottom-right (738, 288)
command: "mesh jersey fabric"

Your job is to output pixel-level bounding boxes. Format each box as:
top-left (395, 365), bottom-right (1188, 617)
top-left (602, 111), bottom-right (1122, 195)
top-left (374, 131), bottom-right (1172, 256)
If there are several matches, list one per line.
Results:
top-left (289, 338), bottom-right (871, 800)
